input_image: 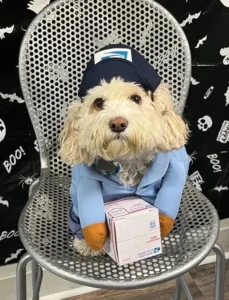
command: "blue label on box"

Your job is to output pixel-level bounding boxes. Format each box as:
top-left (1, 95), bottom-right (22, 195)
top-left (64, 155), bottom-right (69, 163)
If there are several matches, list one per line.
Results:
top-left (150, 221), bottom-right (156, 229)
top-left (154, 247), bottom-right (161, 253)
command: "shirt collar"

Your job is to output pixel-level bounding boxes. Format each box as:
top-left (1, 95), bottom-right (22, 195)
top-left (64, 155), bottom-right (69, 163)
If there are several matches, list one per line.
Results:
top-left (80, 152), bottom-right (170, 188)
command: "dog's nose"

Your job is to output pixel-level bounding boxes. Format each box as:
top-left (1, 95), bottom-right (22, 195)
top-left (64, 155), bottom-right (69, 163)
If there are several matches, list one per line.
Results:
top-left (109, 117), bottom-right (128, 133)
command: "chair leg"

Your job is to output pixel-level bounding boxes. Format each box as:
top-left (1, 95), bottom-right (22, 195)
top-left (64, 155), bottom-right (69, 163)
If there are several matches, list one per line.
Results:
top-left (16, 253), bottom-right (32, 300)
top-left (174, 277), bottom-right (181, 300)
top-left (31, 259), bottom-right (38, 291)
top-left (32, 264), bottom-right (43, 300)
top-left (179, 276), bottom-right (193, 300)
top-left (31, 260), bottom-right (43, 300)
top-left (213, 243), bottom-right (226, 300)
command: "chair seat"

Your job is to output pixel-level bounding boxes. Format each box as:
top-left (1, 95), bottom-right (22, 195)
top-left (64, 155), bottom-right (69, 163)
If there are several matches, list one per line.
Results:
top-left (19, 170), bottom-right (219, 289)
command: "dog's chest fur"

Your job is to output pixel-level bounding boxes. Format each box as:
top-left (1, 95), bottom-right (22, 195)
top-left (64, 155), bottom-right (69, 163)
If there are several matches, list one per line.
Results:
top-left (94, 155), bottom-right (154, 186)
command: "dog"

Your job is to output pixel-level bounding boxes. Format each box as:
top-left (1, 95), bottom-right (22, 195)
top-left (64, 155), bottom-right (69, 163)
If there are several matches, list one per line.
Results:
top-left (59, 45), bottom-right (189, 257)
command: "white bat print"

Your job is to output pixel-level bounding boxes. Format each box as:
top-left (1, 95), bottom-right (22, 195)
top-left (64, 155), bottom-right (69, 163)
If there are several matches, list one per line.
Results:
top-left (28, 0), bottom-right (50, 14)
top-left (180, 12), bottom-right (201, 27)
top-left (0, 92), bottom-right (24, 103)
top-left (213, 186), bottom-right (229, 192)
top-left (224, 86), bottom-right (229, 106)
top-left (0, 25), bottom-right (14, 39)
top-left (0, 196), bottom-right (9, 207)
top-left (195, 35), bottom-right (207, 49)
top-left (5, 249), bottom-right (24, 264)
top-left (191, 77), bottom-right (200, 85)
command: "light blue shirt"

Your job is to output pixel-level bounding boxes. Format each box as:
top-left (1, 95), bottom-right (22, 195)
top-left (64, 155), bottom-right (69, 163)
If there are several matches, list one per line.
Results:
top-left (69, 147), bottom-right (190, 234)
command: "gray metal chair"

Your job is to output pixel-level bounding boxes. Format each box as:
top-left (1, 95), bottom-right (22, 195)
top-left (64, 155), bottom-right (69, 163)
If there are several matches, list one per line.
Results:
top-left (17, 0), bottom-right (226, 299)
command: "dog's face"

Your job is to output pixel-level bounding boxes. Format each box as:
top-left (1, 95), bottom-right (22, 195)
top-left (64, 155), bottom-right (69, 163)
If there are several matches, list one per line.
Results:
top-left (59, 78), bottom-right (188, 166)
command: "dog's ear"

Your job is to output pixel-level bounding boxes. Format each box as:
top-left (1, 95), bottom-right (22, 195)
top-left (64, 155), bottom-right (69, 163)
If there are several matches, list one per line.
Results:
top-left (59, 101), bottom-right (83, 165)
top-left (152, 83), bottom-right (189, 151)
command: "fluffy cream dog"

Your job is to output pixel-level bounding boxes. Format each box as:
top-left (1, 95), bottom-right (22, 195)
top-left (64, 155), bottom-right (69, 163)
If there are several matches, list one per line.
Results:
top-left (59, 77), bottom-right (188, 256)
top-left (59, 43), bottom-right (190, 257)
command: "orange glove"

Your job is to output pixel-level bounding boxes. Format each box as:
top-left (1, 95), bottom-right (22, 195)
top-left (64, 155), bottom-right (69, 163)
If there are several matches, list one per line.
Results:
top-left (159, 214), bottom-right (175, 238)
top-left (82, 223), bottom-right (108, 251)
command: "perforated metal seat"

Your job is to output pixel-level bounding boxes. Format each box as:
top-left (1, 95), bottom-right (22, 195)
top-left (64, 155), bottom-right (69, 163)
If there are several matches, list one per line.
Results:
top-left (16, 1), bottom-right (225, 300)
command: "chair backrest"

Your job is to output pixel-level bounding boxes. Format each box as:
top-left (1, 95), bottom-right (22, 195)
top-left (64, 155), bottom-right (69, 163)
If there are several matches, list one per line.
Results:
top-left (19, 0), bottom-right (191, 177)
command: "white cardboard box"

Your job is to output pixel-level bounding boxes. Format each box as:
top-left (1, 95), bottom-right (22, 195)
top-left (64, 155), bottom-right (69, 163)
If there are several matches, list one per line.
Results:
top-left (104, 197), bottom-right (162, 266)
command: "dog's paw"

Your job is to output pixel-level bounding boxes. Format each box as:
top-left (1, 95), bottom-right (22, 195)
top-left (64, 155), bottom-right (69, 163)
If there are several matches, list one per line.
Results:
top-left (159, 213), bottom-right (174, 238)
top-left (82, 222), bottom-right (108, 251)
top-left (73, 237), bottom-right (105, 257)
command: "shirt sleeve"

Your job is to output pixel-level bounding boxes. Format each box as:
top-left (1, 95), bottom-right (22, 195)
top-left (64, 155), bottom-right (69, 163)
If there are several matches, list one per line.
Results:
top-left (71, 172), bottom-right (106, 229)
top-left (70, 166), bottom-right (81, 217)
top-left (154, 147), bottom-right (190, 220)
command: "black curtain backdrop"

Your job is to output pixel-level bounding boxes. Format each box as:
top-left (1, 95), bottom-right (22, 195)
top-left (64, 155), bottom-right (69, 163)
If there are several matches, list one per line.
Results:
top-left (0, 0), bottom-right (229, 266)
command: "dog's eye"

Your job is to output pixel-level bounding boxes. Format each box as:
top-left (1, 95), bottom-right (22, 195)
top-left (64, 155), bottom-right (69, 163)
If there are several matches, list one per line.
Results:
top-left (131, 95), bottom-right (142, 105)
top-left (94, 98), bottom-right (104, 110)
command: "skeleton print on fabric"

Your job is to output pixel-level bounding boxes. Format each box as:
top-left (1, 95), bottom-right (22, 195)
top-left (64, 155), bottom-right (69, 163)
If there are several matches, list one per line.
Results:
top-left (0, 0), bottom-right (229, 266)
top-left (197, 116), bottom-right (213, 132)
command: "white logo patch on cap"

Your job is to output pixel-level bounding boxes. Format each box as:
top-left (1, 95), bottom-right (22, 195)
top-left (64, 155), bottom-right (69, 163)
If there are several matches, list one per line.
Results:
top-left (94, 48), bottom-right (132, 64)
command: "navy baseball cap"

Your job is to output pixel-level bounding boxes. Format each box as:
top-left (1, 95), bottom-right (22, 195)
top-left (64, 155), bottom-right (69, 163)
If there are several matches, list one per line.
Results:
top-left (78, 44), bottom-right (162, 99)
